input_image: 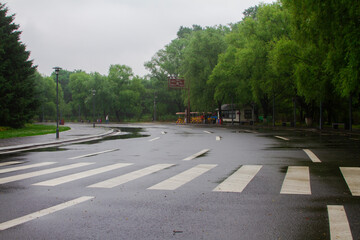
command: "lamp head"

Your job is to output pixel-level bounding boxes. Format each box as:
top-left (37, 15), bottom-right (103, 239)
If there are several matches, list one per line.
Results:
top-left (53, 67), bottom-right (62, 73)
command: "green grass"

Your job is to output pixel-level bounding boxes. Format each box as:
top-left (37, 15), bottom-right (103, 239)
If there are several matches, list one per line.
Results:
top-left (0, 124), bottom-right (71, 139)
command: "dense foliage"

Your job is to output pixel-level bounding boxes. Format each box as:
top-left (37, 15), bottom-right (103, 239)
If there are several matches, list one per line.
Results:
top-left (0, 4), bottom-right (37, 128)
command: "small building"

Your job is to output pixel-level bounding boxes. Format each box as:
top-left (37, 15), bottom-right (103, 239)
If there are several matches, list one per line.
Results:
top-left (217, 104), bottom-right (254, 124)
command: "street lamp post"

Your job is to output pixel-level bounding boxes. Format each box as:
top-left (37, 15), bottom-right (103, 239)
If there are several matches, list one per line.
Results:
top-left (92, 89), bottom-right (96, 127)
top-left (53, 67), bottom-right (62, 139)
top-left (153, 92), bottom-right (157, 121)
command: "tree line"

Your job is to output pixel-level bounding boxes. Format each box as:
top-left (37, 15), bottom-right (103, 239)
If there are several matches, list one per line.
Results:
top-left (146, 1), bottom-right (360, 128)
top-left (1, 1), bottom-right (359, 128)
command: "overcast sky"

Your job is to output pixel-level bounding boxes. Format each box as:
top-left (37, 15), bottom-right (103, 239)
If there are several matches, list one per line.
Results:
top-left (5, 0), bottom-right (274, 77)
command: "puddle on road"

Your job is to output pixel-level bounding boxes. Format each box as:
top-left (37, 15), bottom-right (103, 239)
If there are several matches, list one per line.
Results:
top-left (0, 184), bottom-right (26, 194)
top-left (27, 147), bottom-right (68, 152)
top-left (78, 127), bottom-right (149, 145)
top-left (0, 152), bottom-right (27, 162)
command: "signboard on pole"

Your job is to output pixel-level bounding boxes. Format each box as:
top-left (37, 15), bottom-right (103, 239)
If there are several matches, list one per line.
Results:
top-left (167, 76), bottom-right (190, 123)
top-left (168, 77), bottom-right (185, 89)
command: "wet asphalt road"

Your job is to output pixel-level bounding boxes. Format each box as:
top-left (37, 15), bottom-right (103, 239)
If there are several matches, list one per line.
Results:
top-left (0, 123), bottom-right (359, 240)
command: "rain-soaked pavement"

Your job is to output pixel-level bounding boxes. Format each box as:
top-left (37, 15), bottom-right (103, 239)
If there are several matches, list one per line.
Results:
top-left (0, 123), bottom-right (359, 239)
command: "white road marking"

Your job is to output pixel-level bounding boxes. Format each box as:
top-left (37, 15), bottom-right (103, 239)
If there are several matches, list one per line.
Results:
top-left (0, 196), bottom-right (94, 231)
top-left (280, 166), bottom-right (311, 195)
top-left (0, 162), bottom-right (55, 174)
top-left (328, 205), bottom-right (353, 240)
top-left (203, 131), bottom-right (212, 134)
top-left (68, 149), bottom-right (119, 160)
top-left (275, 136), bottom-right (289, 141)
top-left (87, 164), bottom-right (174, 188)
top-left (213, 165), bottom-right (262, 192)
top-left (33, 163), bottom-right (133, 186)
top-left (303, 149), bottom-right (321, 163)
top-left (148, 164), bottom-right (217, 190)
top-left (0, 162), bottom-right (94, 184)
top-left (340, 167), bottom-right (360, 196)
top-left (161, 131), bottom-right (167, 135)
top-left (0, 161), bottom-right (24, 167)
top-left (216, 136), bottom-right (221, 141)
top-left (182, 149), bottom-right (210, 161)
top-left (148, 137), bottom-right (160, 142)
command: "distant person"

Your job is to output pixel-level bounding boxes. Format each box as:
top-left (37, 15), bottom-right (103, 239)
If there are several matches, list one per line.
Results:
top-left (106, 115), bottom-right (109, 124)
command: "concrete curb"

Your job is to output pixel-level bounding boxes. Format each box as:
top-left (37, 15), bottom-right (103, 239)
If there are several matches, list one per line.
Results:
top-left (0, 129), bottom-right (114, 154)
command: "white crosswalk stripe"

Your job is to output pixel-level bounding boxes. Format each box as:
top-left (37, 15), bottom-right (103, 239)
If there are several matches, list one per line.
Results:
top-left (0, 162), bottom-right (56, 174)
top-left (280, 166), bottom-right (311, 195)
top-left (148, 164), bottom-right (217, 190)
top-left (0, 161), bottom-right (24, 167)
top-left (0, 162), bottom-right (94, 184)
top-left (0, 196), bottom-right (94, 231)
top-left (213, 165), bottom-right (262, 193)
top-left (328, 205), bottom-right (353, 240)
top-left (340, 167), bottom-right (360, 196)
top-left (87, 164), bottom-right (174, 188)
top-left (33, 163), bottom-right (133, 186)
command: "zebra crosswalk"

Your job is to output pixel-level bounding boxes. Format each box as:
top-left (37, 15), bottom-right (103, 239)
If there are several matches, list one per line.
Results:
top-left (148, 164), bottom-right (217, 190)
top-left (0, 162), bottom-right (94, 184)
top-left (280, 166), bottom-right (311, 195)
top-left (340, 167), bottom-right (360, 196)
top-left (33, 163), bottom-right (133, 186)
top-left (0, 161), bottom-right (359, 196)
top-left (87, 163), bottom-right (174, 188)
top-left (213, 165), bottom-right (262, 193)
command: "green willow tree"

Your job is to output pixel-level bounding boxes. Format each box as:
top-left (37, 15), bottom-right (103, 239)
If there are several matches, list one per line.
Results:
top-left (282, 0), bottom-right (360, 127)
top-left (0, 4), bottom-right (37, 127)
top-left (144, 26), bottom-right (197, 119)
top-left (181, 26), bottom-right (229, 113)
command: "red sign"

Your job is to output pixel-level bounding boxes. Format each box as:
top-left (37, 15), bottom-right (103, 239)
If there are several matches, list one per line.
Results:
top-left (168, 77), bottom-right (185, 89)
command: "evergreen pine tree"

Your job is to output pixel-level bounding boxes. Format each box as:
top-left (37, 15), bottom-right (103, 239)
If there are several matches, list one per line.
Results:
top-left (0, 3), bottom-right (37, 128)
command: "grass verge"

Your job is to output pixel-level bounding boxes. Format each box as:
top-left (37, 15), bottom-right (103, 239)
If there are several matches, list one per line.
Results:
top-left (0, 124), bottom-right (71, 139)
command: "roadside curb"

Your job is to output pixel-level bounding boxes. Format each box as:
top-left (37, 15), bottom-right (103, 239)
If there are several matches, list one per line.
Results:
top-left (0, 129), bottom-right (114, 154)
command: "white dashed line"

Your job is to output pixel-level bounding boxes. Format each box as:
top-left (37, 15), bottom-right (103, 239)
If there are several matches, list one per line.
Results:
top-left (68, 149), bottom-right (119, 160)
top-left (182, 149), bottom-right (210, 161)
top-left (275, 136), bottom-right (289, 141)
top-left (148, 137), bottom-right (160, 142)
top-left (303, 149), bottom-right (321, 163)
